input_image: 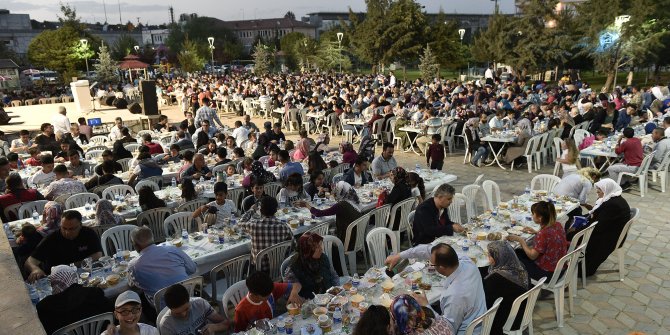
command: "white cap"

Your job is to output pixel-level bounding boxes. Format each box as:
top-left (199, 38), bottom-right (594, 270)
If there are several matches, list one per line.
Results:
top-left (115, 290), bottom-right (142, 308)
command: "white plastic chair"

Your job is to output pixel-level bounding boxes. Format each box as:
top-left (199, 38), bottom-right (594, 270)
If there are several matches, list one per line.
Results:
top-left (502, 277), bottom-right (547, 335)
top-left (258, 155), bottom-right (270, 167)
top-left (17, 200), bottom-right (49, 219)
top-left (211, 164), bottom-right (227, 176)
top-left (464, 297), bottom-right (503, 335)
top-left (205, 255), bottom-right (251, 312)
top-left (117, 158), bottom-right (132, 172)
top-left (511, 135), bottom-right (539, 173)
top-left (100, 224), bottom-right (137, 256)
top-left (322, 235), bottom-right (349, 276)
top-left (616, 208), bottom-right (639, 281)
top-left (530, 174), bottom-right (561, 193)
top-left (137, 130), bottom-right (154, 138)
top-left (136, 207), bottom-right (172, 243)
top-left (649, 150), bottom-right (670, 192)
top-left (573, 129), bottom-right (590, 148)
top-left (263, 182), bottom-right (282, 198)
top-left (532, 245), bottom-right (584, 327)
top-left (163, 212), bottom-right (195, 238)
top-left (462, 127), bottom-right (472, 164)
top-left (462, 184), bottom-right (486, 219)
top-left (389, 120), bottom-right (403, 150)
top-left (482, 180), bottom-right (501, 210)
top-left (331, 172), bottom-right (344, 184)
top-left (176, 199), bottom-right (207, 213)
top-left (552, 137), bottom-right (564, 176)
top-left (343, 213), bottom-right (371, 276)
top-left (473, 173), bottom-right (485, 186)
top-left (256, 240), bottom-right (293, 281)
top-left (366, 227), bottom-right (399, 268)
top-left (306, 222), bottom-right (330, 236)
top-left (135, 179), bottom-right (160, 192)
top-left (535, 132), bottom-right (549, 167)
top-left (447, 193), bottom-right (467, 224)
top-left (617, 152), bottom-right (655, 197)
top-left (567, 222), bottom-right (598, 293)
top-left (387, 198), bottom-right (415, 246)
top-left (220, 280), bottom-right (248, 319)
top-left (3, 203), bottom-right (21, 221)
top-left (369, 204), bottom-right (391, 229)
top-left (444, 122), bottom-right (457, 153)
top-left (52, 312), bottom-right (114, 335)
top-left (89, 135), bottom-right (110, 145)
top-left (227, 187), bottom-right (245, 212)
top-left (101, 185), bottom-right (136, 201)
top-left (84, 149), bottom-right (104, 161)
top-left (153, 276), bottom-right (203, 312)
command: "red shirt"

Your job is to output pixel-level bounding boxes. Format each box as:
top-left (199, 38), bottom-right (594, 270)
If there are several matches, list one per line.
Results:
top-left (615, 137), bottom-right (643, 167)
top-left (0, 189), bottom-right (42, 221)
top-left (234, 283), bottom-right (291, 332)
top-left (534, 223), bottom-right (568, 272)
top-left (145, 142), bottom-right (164, 155)
top-left (25, 157), bottom-right (42, 166)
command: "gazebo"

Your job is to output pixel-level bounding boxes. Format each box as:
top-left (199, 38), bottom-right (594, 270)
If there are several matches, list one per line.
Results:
top-left (118, 54), bottom-right (149, 82)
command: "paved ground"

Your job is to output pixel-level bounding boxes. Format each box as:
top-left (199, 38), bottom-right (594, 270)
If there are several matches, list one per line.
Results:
top-left (162, 106), bottom-right (670, 335)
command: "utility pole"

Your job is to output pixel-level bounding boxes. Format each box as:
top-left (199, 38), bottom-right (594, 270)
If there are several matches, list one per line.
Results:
top-left (102, 0), bottom-right (108, 23)
top-left (117, 0), bottom-right (122, 24)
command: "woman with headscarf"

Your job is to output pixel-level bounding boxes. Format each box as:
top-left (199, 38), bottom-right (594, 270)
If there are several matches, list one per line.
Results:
top-left (390, 295), bottom-right (455, 335)
top-left (464, 117), bottom-right (490, 167)
top-left (393, 115), bottom-right (412, 149)
top-left (567, 179), bottom-right (631, 277)
top-left (384, 167), bottom-right (413, 230)
top-left (284, 232), bottom-right (339, 299)
top-left (36, 265), bottom-right (113, 335)
top-left (241, 161), bottom-right (277, 188)
top-left (295, 181), bottom-right (361, 250)
top-left (484, 241), bottom-right (530, 335)
top-left (340, 141), bottom-right (358, 165)
top-left (93, 199), bottom-right (124, 226)
top-left (37, 201), bottom-right (63, 236)
top-left (293, 137), bottom-right (311, 162)
top-left (112, 140), bottom-right (133, 161)
top-left (503, 117), bottom-right (533, 165)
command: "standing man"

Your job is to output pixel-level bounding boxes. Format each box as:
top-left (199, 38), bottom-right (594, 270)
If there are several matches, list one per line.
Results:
top-left (194, 97), bottom-right (225, 131)
top-left (371, 142), bottom-right (398, 179)
top-left (52, 106), bottom-right (71, 141)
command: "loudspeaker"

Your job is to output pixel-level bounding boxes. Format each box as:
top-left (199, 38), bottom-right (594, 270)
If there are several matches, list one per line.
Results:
top-left (139, 80), bottom-right (159, 115)
top-left (128, 102), bottom-right (142, 114)
top-left (104, 96), bottom-right (116, 106)
top-left (113, 98), bottom-right (128, 109)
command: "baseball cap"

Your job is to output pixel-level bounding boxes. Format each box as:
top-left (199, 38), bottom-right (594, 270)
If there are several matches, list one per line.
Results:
top-left (115, 290), bottom-right (142, 308)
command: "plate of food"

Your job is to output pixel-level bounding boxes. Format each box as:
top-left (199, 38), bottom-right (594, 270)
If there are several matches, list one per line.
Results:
top-left (313, 294), bottom-right (333, 306)
top-left (326, 286), bottom-right (344, 296)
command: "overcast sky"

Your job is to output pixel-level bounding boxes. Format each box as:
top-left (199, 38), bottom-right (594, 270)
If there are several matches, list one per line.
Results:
top-left (5, 0), bottom-right (515, 25)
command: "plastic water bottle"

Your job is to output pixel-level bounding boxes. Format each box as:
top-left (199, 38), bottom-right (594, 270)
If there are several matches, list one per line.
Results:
top-left (171, 177), bottom-right (177, 188)
top-left (333, 307), bottom-right (342, 325)
top-left (84, 169), bottom-right (90, 178)
top-left (32, 209), bottom-right (39, 222)
top-left (85, 201), bottom-right (91, 211)
top-left (415, 163), bottom-right (421, 173)
top-left (199, 176), bottom-right (205, 184)
top-left (352, 273), bottom-right (360, 287)
top-left (524, 185), bottom-right (531, 195)
top-left (27, 284), bottom-right (39, 304)
top-left (181, 229), bottom-right (188, 242)
top-left (115, 248), bottom-right (123, 262)
top-left (277, 316), bottom-right (286, 333)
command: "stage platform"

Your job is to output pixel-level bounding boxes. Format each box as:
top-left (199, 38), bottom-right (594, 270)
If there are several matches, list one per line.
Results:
top-left (1, 102), bottom-right (152, 136)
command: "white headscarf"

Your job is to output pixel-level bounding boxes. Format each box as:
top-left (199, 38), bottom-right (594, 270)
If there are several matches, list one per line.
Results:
top-left (589, 179), bottom-right (622, 214)
top-left (332, 181), bottom-right (360, 208)
top-left (49, 265), bottom-right (78, 294)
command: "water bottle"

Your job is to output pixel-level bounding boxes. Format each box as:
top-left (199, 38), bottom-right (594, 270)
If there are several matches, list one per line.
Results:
top-left (115, 248), bottom-right (123, 263)
top-left (333, 307), bottom-right (342, 324)
top-left (85, 201), bottom-right (91, 211)
top-left (277, 316), bottom-right (286, 333)
top-left (181, 229), bottom-right (188, 242)
top-left (524, 185), bottom-right (531, 195)
top-left (352, 273), bottom-right (360, 287)
top-left (32, 209), bottom-right (39, 222)
top-left (27, 284), bottom-right (39, 304)
top-left (3, 223), bottom-right (13, 240)
top-left (171, 177), bottom-right (177, 188)
top-left (84, 169), bottom-right (90, 178)
top-left (199, 176), bottom-right (205, 184)
top-left (415, 163), bottom-right (421, 173)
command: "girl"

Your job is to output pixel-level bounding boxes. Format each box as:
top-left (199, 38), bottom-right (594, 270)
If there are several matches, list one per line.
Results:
top-left (181, 179), bottom-right (197, 202)
top-left (277, 173), bottom-right (310, 204)
top-left (407, 172), bottom-right (426, 203)
top-left (304, 170), bottom-right (328, 199)
top-left (225, 164), bottom-right (237, 177)
top-left (556, 138), bottom-right (580, 176)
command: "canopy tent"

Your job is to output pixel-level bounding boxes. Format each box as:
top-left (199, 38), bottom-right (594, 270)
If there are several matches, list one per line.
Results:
top-left (118, 55), bottom-right (149, 83)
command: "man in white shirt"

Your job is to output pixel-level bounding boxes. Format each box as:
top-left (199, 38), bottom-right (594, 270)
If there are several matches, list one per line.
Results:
top-left (28, 155), bottom-right (56, 187)
top-left (663, 116), bottom-right (670, 138)
top-left (51, 106), bottom-right (71, 141)
top-left (231, 120), bottom-right (249, 147)
top-left (109, 117), bottom-right (124, 141)
top-left (488, 110), bottom-right (504, 131)
top-left (386, 243), bottom-right (487, 335)
top-left (388, 71), bottom-right (396, 88)
top-left (484, 65), bottom-right (495, 85)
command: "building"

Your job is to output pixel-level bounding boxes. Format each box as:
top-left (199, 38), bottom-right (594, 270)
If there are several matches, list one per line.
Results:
top-left (0, 59), bottom-right (20, 89)
top-left (0, 9), bottom-right (34, 57)
top-left (141, 28), bottom-right (170, 46)
top-left (221, 17), bottom-right (317, 53)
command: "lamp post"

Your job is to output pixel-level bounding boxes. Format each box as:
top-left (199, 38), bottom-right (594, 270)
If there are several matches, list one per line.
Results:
top-left (303, 38), bottom-right (309, 72)
top-left (458, 29), bottom-right (465, 44)
top-left (134, 45), bottom-right (139, 53)
top-left (336, 32), bottom-right (344, 73)
top-left (207, 37), bottom-right (215, 72)
top-left (80, 39), bottom-right (90, 78)
top-left (612, 15), bottom-right (630, 90)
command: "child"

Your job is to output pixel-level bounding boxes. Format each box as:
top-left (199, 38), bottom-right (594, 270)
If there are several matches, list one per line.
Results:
top-left (233, 271), bottom-right (302, 332)
top-left (277, 173), bottom-right (310, 204)
top-left (556, 138), bottom-right (580, 176)
top-left (225, 164), bottom-right (237, 177)
top-left (25, 147), bottom-right (43, 166)
top-left (268, 147), bottom-right (280, 167)
top-left (192, 182), bottom-right (236, 226)
top-left (407, 172), bottom-right (426, 203)
top-left (7, 152), bottom-right (23, 170)
top-left (426, 134), bottom-right (445, 170)
top-left (328, 160), bottom-right (339, 169)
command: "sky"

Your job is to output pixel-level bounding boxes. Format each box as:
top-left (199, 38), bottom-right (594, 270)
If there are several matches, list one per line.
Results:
top-left (4, 0), bottom-right (515, 25)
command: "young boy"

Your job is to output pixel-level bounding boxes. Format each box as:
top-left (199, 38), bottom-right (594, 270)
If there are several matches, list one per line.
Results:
top-left (233, 271), bottom-right (303, 332)
top-left (7, 152), bottom-right (23, 170)
top-left (241, 178), bottom-right (265, 213)
top-left (192, 182), bottom-right (236, 226)
top-left (426, 134), bottom-right (445, 170)
top-left (25, 147), bottom-right (43, 166)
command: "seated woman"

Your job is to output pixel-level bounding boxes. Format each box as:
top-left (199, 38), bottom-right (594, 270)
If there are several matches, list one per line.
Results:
top-left (407, 172), bottom-right (426, 204)
top-left (180, 153), bottom-right (212, 181)
top-left (306, 152), bottom-right (328, 175)
top-left (180, 179), bottom-right (197, 202)
top-left (284, 232), bottom-right (339, 299)
top-left (0, 173), bottom-right (45, 221)
top-left (339, 142), bottom-right (358, 166)
top-left (390, 295), bottom-right (455, 335)
top-left (506, 201), bottom-right (568, 280)
top-left (138, 186), bottom-right (166, 211)
top-left (556, 138), bottom-right (580, 176)
top-left (38, 201), bottom-right (63, 236)
top-left (385, 167), bottom-right (412, 231)
top-left (304, 170), bottom-right (329, 199)
top-left (353, 305), bottom-right (392, 335)
top-left (503, 118), bottom-right (533, 165)
top-left (128, 152), bottom-right (163, 186)
top-left (292, 138), bottom-right (310, 162)
top-left (553, 167), bottom-right (601, 218)
top-left (199, 139), bottom-right (218, 157)
top-left (277, 173), bottom-right (310, 204)
top-left (93, 199), bottom-right (124, 226)
top-left (484, 241), bottom-right (530, 335)
top-left (568, 179), bottom-right (631, 277)
top-left (464, 117), bottom-right (490, 167)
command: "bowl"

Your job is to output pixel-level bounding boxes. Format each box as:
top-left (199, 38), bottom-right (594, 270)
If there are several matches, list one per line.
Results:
top-left (287, 303), bottom-right (300, 316)
top-left (171, 239), bottom-right (183, 247)
top-left (350, 294), bottom-right (364, 307)
top-left (105, 274), bottom-right (120, 285)
top-left (313, 306), bottom-right (328, 317)
top-left (381, 280), bottom-right (395, 293)
top-left (289, 219), bottom-right (299, 229)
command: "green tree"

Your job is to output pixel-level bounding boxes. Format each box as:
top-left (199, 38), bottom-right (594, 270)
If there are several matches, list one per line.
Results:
top-left (379, 0), bottom-right (427, 66)
top-left (166, 17), bottom-right (242, 63)
top-left (471, 12), bottom-right (510, 65)
top-left (94, 43), bottom-right (118, 84)
top-left (111, 34), bottom-right (138, 60)
top-left (177, 38), bottom-right (206, 73)
top-left (279, 32), bottom-right (307, 70)
top-left (418, 45), bottom-right (439, 82)
top-left (347, 0), bottom-right (392, 71)
top-left (314, 41), bottom-right (352, 71)
top-left (252, 42), bottom-right (272, 75)
top-left (429, 11), bottom-right (467, 70)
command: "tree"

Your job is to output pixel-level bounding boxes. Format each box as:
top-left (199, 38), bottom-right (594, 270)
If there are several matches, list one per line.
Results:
top-left (314, 41), bottom-right (352, 71)
top-left (418, 45), bottom-right (439, 82)
top-left (252, 42), bottom-right (272, 75)
top-left (280, 32), bottom-right (307, 70)
top-left (379, 0), bottom-right (427, 66)
top-left (471, 12), bottom-right (510, 65)
top-left (94, 43), bottom-right (118, 84)
top-left (111, 34), bottom-right (138, 60)
top-left (284, 11), bottom-right (296, 20)
top-left (347, 0), bottom-right (392, 71)
top-left (429, 11), bottom-right (467, 70)
top-left (177, 38), bottom-right (206, 73)
top-left (166, 17), bottom-right (243, 63)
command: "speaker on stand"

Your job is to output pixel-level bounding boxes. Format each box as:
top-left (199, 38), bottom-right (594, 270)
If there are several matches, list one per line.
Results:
top-left (139, 80), bottom-right (159, 116)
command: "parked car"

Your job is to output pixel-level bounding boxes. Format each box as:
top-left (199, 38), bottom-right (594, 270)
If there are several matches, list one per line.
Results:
top-left (244, 64), bottom-right (255, 73)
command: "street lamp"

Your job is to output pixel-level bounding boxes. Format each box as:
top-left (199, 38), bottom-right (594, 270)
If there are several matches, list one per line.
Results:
top-left (336, 32), bottom-right (344, 73)
top-left (458, 29), bottom-right (465, 44)
top-left (303, 38), bottom-right (309, 72)
top-left (134, 45), bottom-right (139, 53)
top-left (80, 39), bottom-right (90, 78)
top-left (207, 37), bottom-right (215, 72)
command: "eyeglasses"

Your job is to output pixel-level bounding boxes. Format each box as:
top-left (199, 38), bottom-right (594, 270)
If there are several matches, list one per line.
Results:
top-left (115, 307), bottom-right (141, 316)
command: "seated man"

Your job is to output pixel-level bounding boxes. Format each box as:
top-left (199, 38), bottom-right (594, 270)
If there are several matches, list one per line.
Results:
top-left (371, 142), bottom-right (398, 179)
top-left (25, 210), bottom-right (103, 282)
top-left (277, 149), bottom-right (304, 182)
top-left (342, 156), bottom-right (373, 187)
top-left (650, 127), bottom-right (670, 170)
top-left (54, 139), bottom-right (73, 163)
top-left (412, 183), bottom-right (464, 244)
top-left (128, 152), bottom-right (163, 186)
top-left (128, 226), bottom-right (196, 307)
top-left (214, 147), bottom-right (231, 166)
top-left (34, 123), bottom-right (60, 153)
top-left (153, 115), bottom-right (175, 133)
top-left (28, 154), bottom-right (56, 187)
top-left (158, 284), bottom-right (230, 335)
top-left (607, 127), bottom-right (643, 189)
top-left (85, 160), bottom-right (124, 190)
top-left (234, 271), bottom-right (302, 332)
top-left (173, 130), bottom-right (195, 151)
top-left (36, 265), bottom-right (113, 335)
top-left (42, 164), bottom-right (87, 200)
top-left (142, 134), bottom-right (164, 155)
top-left (66, 150), bottom-right (90, 177)
top-left (94, 150), bottom-right (123, 176)
top-left (385, 243), bottom-right (487, 335)
top-left (159, 144), bottom-right (182, 165)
